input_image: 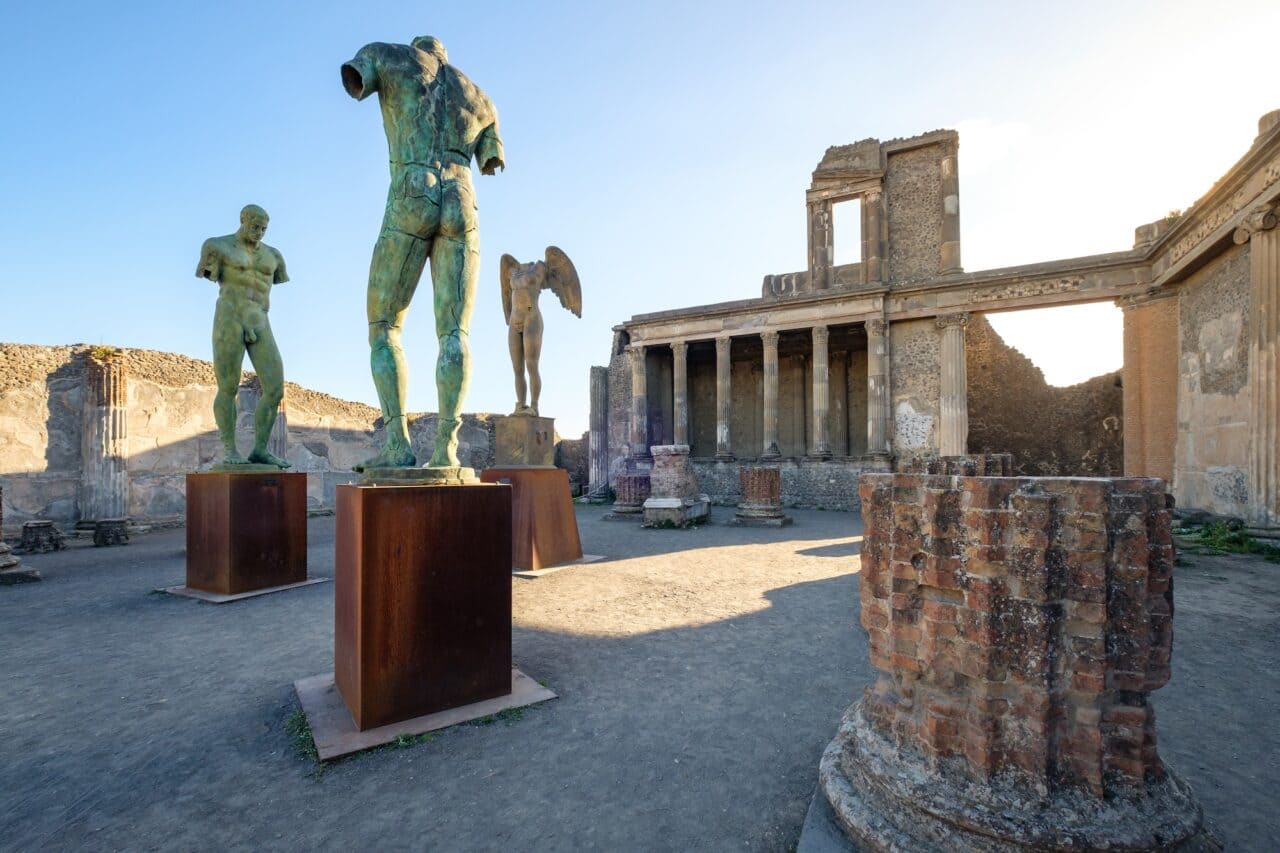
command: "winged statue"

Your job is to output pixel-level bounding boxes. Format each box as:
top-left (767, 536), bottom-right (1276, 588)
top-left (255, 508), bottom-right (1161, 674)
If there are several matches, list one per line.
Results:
top-left (499, 246), bottom-right (582, 416)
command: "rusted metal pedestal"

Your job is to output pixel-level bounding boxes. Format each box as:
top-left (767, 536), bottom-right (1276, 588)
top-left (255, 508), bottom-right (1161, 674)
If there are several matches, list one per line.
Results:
top-left (334, 482), bottom-right (513, 731)
top-left (185, 472), bottom-right (307, 595)
top-left (480, 467), bottom-right (582, 571)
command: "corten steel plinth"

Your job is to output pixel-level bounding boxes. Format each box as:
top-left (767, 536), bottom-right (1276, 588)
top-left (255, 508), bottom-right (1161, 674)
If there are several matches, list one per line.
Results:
top-left (480, 467), bottom-right (583, 571)
top-left (335, 482), bottom-right (512, 731)
top-left (813, 473), bottom-right (1219, 851)
top-left (185, 472), bottom-right (306, 595)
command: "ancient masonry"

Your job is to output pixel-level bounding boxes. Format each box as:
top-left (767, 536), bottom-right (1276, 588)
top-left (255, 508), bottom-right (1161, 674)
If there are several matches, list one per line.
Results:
top-left (816, 468), bottom-right (1218, 850)
top-left (593, 110), bottom-right (1280, 528)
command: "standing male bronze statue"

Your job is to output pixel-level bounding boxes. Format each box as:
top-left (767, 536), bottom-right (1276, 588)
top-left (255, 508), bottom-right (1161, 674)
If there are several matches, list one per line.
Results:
top-left (195, 204), bottom-right (291, 469)
top-left (342, 35), bottom-right (504, 472)
top-left (500, 247), bottom-right (582, 416)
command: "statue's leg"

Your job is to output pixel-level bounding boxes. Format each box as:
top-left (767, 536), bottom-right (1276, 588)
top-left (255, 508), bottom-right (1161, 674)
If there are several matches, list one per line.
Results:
top-left (523, 309), bottom-right (544, 415)
top-left (245, 321), bottom-right (290, 468)
top-left (212, 300), bottom-right (247, 464)
top-left (428, 179), bottom-right (479, 468)
top-left (508, 324), bottom-right (526, 411)
top-left (356, 211), bottom-right (432, 472)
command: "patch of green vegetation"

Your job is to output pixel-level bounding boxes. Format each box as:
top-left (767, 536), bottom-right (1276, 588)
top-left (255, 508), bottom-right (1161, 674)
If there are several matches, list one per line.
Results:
top-left (389, 731), bottom-right (439, 749)
top-left (284, 708), bottom-right (320, 763)
top-left (468, 706), bottom-right (528, 727)
top-left (1178, 521), bottom-right (1280, 563)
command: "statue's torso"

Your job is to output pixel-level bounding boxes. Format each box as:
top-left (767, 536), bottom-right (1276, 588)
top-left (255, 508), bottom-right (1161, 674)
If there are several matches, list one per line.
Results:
top-left (362, 43), bottom-right (497, 172)
top-left (207, 235), bottom-right (282, 311)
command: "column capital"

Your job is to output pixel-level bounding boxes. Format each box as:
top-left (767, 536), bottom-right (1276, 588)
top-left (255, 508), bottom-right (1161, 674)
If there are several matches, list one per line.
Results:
top-left (761, 329), bottom-right (779, 348)
top-left (812, 324), bottom-right (830, 344)
top-left (865, 318), bottom-right (888, 336)
top-left (935, 312), bottom-right (970, 330)
top-left (671, 340), bottom-right (687, 357)
top-left (1234, 202), bottom-right (1279, 244)
top-left (863, 188), bottom-right (882, 204)
top-left (1115, 288), bottom-right (1178, 310)
top-left (715, 336), bottom-right (732, 356)
top-left (628, 342), bottom-right (647, 357)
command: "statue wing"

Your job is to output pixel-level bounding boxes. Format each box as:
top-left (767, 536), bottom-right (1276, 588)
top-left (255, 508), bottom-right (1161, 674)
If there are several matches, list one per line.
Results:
top-left (543, 246), bottom-right (582, 318)
top-left (499, 253), bottom-right (518, 324)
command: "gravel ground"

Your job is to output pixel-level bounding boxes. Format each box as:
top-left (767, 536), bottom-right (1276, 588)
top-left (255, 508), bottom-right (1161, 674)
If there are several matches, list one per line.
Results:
top-left (0, 505), bottom-right (1275, 851)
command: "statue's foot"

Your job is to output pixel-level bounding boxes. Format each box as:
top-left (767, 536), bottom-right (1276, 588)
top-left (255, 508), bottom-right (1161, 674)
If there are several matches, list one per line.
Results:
top-left (353, 446), bottom-right (417, 473)
top-left (511, 404), bottom-right (538, 417)
top-left (248, 449), bottom-right (292, 469)
top-left (426, 448), bottom-right (461, 468)
top-left (223, 450), bottom-right (249, 465)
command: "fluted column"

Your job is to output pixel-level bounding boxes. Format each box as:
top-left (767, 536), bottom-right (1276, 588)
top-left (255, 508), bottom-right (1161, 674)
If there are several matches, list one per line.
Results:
top-left (629, 343), bottom-right (649, 459)
top-left (589, 366), bottom-right (609, 495)
top-left (671, 341), bottom-right (689, 446)
top-left (762, 330), bottom-right (780, 458)
top-left (808, 199), bottom-right (833, 290)
top-left (936, 313), bottom-right (969, 456)
top-left (79, 351), bottom-right (129, 523)
top-left (811, 326), bottom-right (832, 458)
top-left (1236, 203), bottom-right (1280, 527)
top-left (866, 319), bottom-right (890, 455)
top-left (715, 336), bottom-right (733, 460)
top-left (862, 189), bottom-right (885, 284)
top-left (940, 145), bottom-right (962, 274)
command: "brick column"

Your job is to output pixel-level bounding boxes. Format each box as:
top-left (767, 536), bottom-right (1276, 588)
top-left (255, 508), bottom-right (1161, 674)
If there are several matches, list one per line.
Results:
top-left (940, 145), bottom-right (962, 274)
top-left (1236, 202), bottom-right (1280, 527)
top-left (811, 325), bottom-right (832, 458)
top-left (79, 351), bottom-right (129, 524)
top-left (715, 336), bottom-right (733, 460)
top-left (629, 344), bottom-right (649, 460)
top-left (1117, 292), bottom-right (1178, 483)
top-left (865, 319), bottom-right (890, 456)
top-left (588, 366), bottom-right (609, 497)
top-left (817, 473), bottom-right (1215, 850)
top-left (936, 312), bottom-right (969, 456)
top-left (762, 330), bottom-right (780, 458)
top-left (671, 341), bottom-right (689, 447)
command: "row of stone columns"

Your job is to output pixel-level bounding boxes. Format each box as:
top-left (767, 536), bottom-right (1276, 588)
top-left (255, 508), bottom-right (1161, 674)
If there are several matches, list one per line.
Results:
top-left (630, 316), bottom-right (941, 461)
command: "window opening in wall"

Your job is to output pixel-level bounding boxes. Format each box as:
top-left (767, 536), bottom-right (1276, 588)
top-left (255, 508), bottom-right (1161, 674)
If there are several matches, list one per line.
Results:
top-left (832, 199), bottom-right (862, 266)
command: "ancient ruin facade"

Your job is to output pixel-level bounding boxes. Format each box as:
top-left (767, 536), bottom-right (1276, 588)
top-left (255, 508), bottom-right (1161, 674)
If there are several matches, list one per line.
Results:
top-left (590, 111), bottom-right (1280, 528)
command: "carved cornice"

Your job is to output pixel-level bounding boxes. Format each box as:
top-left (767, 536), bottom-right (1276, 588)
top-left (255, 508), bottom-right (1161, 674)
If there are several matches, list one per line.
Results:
top-left (935, 312), bottom-right (970, 329)
top-left (865, 318), bottom-right (887, 336)
top-left (1233, 202), bottom-right (1279, 244)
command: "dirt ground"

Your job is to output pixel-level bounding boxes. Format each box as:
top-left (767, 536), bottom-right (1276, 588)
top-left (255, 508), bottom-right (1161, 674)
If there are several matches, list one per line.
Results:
top-left (1, 505), bottom-right (1276, 851)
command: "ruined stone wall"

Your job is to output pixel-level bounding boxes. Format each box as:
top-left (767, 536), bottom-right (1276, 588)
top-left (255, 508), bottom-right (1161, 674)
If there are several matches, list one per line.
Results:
top-left (0, 344), bottom-right (498, 530)
top-left (692, 458), bottom-right (871, 511)
top-left (885, 145), bottom-right (944, 285)
top-left (1175, 243), bottom-right (1252, 517)
top-left (890, 318), bottom-right (941, 459)
top-left (966, 314), bottom-right (1123, 476)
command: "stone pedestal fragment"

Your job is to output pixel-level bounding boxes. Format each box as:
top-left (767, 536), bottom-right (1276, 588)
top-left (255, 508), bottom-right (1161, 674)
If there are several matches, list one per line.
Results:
top-left (495, 415), bottom-right (555, 467)
top-left (93, 518), bottom-right (129, 547)
top-left (588, 366), bottom-right (610, 498)
top-left (733, 466), bottom-right (791, 527)
top-left (335, 481), bottom-right (512, 730)
top-left (606, 472), bottom-right (650, 519)
top-left (185, 472), bottom-right (307, 595)
top-left (18, 521), bottom-right (66, 554)
top-left (642, 445), bottom-right (709, 528)
top-left (816, 472), bottom-right (1219, 851)
top-left (481, 467), bottom-right (582, 571)
top-left (78, 352), bottom-right (128, 526)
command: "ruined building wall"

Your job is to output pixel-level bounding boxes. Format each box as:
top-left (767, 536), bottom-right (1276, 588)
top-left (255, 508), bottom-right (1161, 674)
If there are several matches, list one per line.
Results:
top-left (885, 144), bottom-right (945, 285)
top-left (890, 318), bottom-right (941, 459)
top-left (966, 314), bottom-right (1124, 476)
top-left (1175, 243), bottom-right (1253, 517)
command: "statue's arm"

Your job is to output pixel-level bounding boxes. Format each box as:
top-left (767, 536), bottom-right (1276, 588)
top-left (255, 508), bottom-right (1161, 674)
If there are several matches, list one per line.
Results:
top-left (341, 47), bottom-right (379, 101)
top-left (272, 248), bottom-right (290, 285)
top-left (195, 238), bottom-right (221, 281)
top-left (477, 121), bottom-right (505, 175)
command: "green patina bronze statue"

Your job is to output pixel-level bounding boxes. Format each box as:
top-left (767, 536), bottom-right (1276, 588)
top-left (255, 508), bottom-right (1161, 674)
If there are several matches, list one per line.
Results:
top-left (195, 205), bottom-right (291, 470)
top-left (342, 35), bottom-right (505, 472)
top-left (500, 247), bottom-right (582, 416)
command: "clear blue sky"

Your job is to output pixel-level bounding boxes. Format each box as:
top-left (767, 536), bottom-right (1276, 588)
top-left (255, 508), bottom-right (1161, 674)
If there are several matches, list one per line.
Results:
top-left (3, 1), bottom-right (1277, 435)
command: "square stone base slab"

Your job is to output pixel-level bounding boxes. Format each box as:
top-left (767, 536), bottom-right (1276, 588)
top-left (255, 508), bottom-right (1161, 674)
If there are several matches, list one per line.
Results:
top-left (513, 554), bottom-right (605, 579)
top-left (731, 514), bottom-right (794, 527)
top-left (159, 576), bottom-right (330, 603)
top-left (603, 509), bottom-right (644, 521)
top-left (294, 668), bottom-right (556, 760)
top-left (1, 567), bottom-right (42, 585)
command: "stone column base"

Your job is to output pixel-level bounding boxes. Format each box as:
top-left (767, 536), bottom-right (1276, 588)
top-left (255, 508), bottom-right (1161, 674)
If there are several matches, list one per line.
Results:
top-left (732, 504), bottom-right (792, 527)
top-left (817, 700), bottom-right (1220, 853)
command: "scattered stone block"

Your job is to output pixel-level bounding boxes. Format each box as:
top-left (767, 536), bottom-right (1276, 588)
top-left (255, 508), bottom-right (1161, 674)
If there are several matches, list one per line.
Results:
top-left (93, 518), bottom-right (130, 547)
top-left (606, 472), bottom-right (650, 520)
top-left (642, 445), bottom-right (709, 528)
top-left (0, 542), bottom-right (39, 584)
top-left (17, 520), bottom-right (66, 554)
top-left (733, 466), bottom-right (792, 527)
top-left (814, 472), bottom-right (1219, 851)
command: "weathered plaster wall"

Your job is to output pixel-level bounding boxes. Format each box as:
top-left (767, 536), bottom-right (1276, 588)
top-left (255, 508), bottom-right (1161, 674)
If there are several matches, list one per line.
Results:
top-left (966, 314), bottom-right (1123, 476)
top-left (885, 145), bottom-right (944, 285)
top-left (889, 318), bottom-right (941, 459)
top-left (1175, 244), bottom-right (1252, 517)
top-left (0, 344), bottom-right (508, 531)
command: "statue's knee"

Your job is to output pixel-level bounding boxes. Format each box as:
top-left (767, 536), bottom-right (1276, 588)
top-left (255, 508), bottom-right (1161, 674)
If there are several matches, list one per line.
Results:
top-left (261, 386), bottom-right (284, 408)
top-left (438, 333), bottom-right (467, 368)
top-left (369, 322), bottom-right (399, 350)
